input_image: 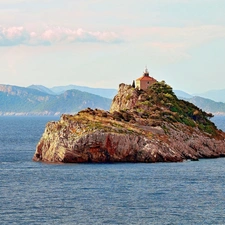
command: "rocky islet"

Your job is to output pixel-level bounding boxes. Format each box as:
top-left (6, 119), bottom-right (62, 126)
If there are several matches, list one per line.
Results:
top-left (33, 82), bottom-right (225, 163)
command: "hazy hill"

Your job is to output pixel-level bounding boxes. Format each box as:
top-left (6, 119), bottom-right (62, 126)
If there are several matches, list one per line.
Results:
top-left (50, 85), bottom-right (117, 99)
top-left (28, 85), bottom-right (56, 95)
top-left (184, 96), bottom-right (225, 115)
top-left (174, 90), bottom-right (193, 99)
top-left (175, 88), bottom-right (225, 103)
top-left (194, 89), bottom-right (225, 103)
top-left (0, 84), bottom-right (111, 115)
top-left (211, 116), bottom-right (225, 132)
top-left (174, 89), bottom-right (225, 115)
top-left (0, 84), bottom-right (52, 112)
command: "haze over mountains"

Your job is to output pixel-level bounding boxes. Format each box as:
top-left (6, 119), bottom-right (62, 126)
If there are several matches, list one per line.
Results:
top-left (1, 83), bottom-right (225, 116)
top-left (193, 89), bottom-right (225, 103)
top-left (0, 84), bottom-right (112, 116)
top-left (28, 84), bottom-right (117, 99)
top-left (173, 89), bottom-right (225, 115)
top-left (29, 84), bottom-right (225, 104)
top-left (174, 89), bottom-right (225, 103)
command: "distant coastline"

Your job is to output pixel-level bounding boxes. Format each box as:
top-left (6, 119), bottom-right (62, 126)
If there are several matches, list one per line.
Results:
top-left (0, 112), bottom-right (61, 116)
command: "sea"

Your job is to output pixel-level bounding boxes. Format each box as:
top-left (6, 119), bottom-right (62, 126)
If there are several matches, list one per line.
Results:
top-left (1, 116), bottom-right (225, 225)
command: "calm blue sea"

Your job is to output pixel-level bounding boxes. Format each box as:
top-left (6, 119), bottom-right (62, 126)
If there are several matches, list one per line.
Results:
top-left (1, 116), bottom-right (225, 225)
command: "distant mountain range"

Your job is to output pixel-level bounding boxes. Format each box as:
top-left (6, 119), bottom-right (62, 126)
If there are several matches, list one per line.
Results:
top-left (174, 90), bottom-right (225, 115)
top-left (1, 83), bottom-right (225, 116)
top-left (28, 85), bottom-right (56, 95)
top-left (0, 84), bottom-right (112, 116)
top-left (194, 89), bottom-right (225, 103)
top-left (183, 96), bottom-right (225, 115)
top-left (28, 84), bottom-right (117, 99)
top-left (174, 89), bottom-right (225, 103)
top-left (173, 90), bottom-right (193, 99)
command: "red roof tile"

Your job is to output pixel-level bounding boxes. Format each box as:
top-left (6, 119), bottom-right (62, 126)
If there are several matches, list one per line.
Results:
top-left (136, 76), bottom-right (156, 81)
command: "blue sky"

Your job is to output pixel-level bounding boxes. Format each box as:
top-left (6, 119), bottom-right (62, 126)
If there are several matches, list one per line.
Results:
top-left (0, 0), bottom-right (225, 94)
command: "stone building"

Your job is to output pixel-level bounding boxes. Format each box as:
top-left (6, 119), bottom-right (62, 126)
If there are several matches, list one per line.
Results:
top-left (135, 68), bottom-right (157, 90)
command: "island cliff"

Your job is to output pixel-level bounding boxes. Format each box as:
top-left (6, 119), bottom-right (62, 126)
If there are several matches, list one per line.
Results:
top-left (33, 81), bottom-right (225, 163)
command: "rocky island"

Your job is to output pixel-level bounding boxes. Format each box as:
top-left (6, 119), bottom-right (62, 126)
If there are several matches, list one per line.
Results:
top-left (33, 81), bottom-right (225, 163)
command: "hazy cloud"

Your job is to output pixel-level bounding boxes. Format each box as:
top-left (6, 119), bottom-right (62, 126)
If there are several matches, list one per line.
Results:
top-left (0, 26), bottom-right (28, 46)
top-left (123, 25), bottom-right (225, 52)
top-left (0, 26), bottom-right (123, 46)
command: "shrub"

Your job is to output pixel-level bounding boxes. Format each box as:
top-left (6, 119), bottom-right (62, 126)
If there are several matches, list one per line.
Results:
top-left (182, 118), bottom-right (196, 127)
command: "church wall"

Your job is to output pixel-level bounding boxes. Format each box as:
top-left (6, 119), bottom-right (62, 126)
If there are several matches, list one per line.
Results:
top-left (140, 80), bottom-right (156, 90)
top-left (135, 80), bottom-right (141, 89)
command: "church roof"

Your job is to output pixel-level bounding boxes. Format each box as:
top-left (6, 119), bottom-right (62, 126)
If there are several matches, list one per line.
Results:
top-left (136, 76), bottom-right (156, 81)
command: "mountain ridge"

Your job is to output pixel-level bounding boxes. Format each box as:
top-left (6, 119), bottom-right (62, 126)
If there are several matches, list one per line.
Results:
top-left (2, 83), bottom-right (225, 116)
top-left (27, 85), bottom-right (56, 95)
top-left (194, 88), bottom-right (225, 103)
top-left (0, 84), bottom-right (111, 116)
top-left (50, 84), bottom-right (117, 99)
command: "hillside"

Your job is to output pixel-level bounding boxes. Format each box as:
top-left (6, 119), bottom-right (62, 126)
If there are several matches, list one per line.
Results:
top-left (175, 88), bottom-right (225, 103)
top-left (174, 90), bottom-right (225, 115)
top-left (184, 96), bottom-right (225, 115)
top-left (195, 89), bottom-right (225, 103)
top-left (27, 85), bottom-right (56, 95)
top-left (33, 81), bottom-right (225, 163)
top-left (50, 85), bottom-right (117, 99)
top-left (0, 84), bottom-right (111, 115)
top-left (110, 82), bottom-right (216, 135)
top-left (174, 90), bottom-right (193, 99)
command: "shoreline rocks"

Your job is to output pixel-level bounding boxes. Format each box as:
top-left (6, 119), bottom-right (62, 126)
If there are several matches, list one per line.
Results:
top-left (33, 110), bottom-right (225, 163)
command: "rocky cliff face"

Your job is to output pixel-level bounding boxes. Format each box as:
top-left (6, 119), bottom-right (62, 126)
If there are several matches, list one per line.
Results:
top-left (33, 82), bottom-right (225, 163)
top-left (110, 83), bottom-right (140, 112)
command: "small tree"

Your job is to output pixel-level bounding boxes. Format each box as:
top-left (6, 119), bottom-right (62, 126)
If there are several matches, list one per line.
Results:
top-left (132, 80), bottom-right (135, 88)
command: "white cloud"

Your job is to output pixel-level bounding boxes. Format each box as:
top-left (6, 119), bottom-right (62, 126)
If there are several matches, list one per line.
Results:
top-left (0, 26), bottom-right (29, 46)
top-left (0, 25), bottom-right (123, 46)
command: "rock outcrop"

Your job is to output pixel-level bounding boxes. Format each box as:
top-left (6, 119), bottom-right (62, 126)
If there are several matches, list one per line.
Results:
top-left (33, 82), bottom-right (225, 163)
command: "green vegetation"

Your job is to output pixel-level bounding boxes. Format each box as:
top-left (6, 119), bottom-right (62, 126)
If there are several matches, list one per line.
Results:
top-left (58, 80), bottom-right (222, 140)
top-left (131, 81), bottom-right (217, 135)
top-left (61, 108), bottom-right (141, 136)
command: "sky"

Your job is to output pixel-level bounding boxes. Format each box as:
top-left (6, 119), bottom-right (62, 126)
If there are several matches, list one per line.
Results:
top-left (0, 0), bottom-right (225, 94)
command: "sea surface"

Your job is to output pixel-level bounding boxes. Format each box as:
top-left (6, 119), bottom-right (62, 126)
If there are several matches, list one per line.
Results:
top-left (1, 116), bottom-right (225, 225)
